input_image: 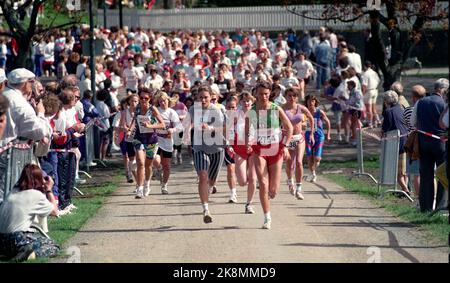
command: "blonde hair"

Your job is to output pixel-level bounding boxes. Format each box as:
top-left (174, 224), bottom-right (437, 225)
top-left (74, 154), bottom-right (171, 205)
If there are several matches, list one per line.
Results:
top-left (153, 91), bottom-right (177, 108)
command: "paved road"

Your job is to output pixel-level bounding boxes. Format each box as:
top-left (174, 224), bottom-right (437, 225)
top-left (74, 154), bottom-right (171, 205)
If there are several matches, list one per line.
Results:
top-left (54, 157), bottom-right (448, 263)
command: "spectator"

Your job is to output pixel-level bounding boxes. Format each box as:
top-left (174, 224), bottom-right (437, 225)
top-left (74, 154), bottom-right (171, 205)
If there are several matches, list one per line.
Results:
top-left (381, 90), bottom-right (410, 196)
top-left (411, 78), bottom-right (448, 212)
top-left (390, 81), bottom-right (410, 109)
top-left (0, 69), bottom-right (51, 202)
top-left (361, 61), bottom-right (381, 128)
top-left (0, 92), bottom-right (9, 140)
top-left (0, 164), bottom-right (59, 262)
top-left (403, 85), bottom-right (426, 207)
top-left (314, 33), bottom-right (332, 91)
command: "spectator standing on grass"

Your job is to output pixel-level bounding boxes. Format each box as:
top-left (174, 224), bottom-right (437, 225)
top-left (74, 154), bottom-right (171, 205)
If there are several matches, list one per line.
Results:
top-left (403, 85), bottom-right (426, 207)
top-left (411, 78), bottom-right (448, 212)
top-left (0, 69), bottom-right (51, 203)
top-left (381, 90), bottom-right (410, 196)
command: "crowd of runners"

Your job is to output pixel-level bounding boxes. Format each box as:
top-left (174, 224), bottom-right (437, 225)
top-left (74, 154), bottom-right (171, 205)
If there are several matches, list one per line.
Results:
top-left (0, 24), bottom-right (448, 251)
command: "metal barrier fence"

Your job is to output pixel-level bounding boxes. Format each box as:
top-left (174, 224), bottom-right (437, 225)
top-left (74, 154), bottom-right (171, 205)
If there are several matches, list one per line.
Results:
top-left (97, 4), bottom-right (448, 31)
top-left (350, 128), bottom-right (377, 184)
top-left (0, 142), bottom-right (34, 201)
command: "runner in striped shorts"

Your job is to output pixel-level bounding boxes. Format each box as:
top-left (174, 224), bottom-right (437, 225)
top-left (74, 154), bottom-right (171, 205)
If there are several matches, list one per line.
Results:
top-left (184, 85), bottom-right (226, 224)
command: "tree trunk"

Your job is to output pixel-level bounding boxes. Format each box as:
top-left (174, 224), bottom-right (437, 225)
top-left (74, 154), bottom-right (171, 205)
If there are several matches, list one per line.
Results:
top-left (13, 36), bottom-right (33, 71)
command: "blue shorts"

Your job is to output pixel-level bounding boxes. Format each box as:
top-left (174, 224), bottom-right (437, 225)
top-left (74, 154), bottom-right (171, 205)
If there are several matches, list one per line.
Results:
top-left (406, 157), bottom-right (420, 175)
top-left (305, 131), bottom-right (325, 158)
top-left (120, 140), bottom-right (136, 157)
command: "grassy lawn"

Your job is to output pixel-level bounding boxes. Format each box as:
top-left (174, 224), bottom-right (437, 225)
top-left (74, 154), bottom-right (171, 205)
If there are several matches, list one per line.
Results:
top-left (23, 167), bottom-right (123, 263)
top-left (320, 158), bottom-right (450, 244)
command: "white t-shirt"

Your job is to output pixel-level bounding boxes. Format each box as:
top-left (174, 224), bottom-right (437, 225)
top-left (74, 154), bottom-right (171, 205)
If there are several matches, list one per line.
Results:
top-left (123, 67), bottom-right (140, 91)
top-left (43, 42), bottom-right (55, 62)
top-left (281, 76), bottom-right (299, 88)
top-left (155, 107), bottom-right (182, 152)
top-left (144, 74), bottom-right (164, 90)
top-left (292, 60), bottom-right (314, 79)
top-left (361, 68), bottom-right (380, 91)
top-left (0, 189), bottom-right (53, 233)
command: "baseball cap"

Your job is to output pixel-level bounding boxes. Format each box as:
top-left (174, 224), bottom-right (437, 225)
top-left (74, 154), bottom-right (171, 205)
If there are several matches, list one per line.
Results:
top-left (7, 68), bottom-right (35, 84)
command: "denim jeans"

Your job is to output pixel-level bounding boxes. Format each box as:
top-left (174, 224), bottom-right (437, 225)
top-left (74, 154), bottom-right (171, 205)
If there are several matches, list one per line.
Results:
top-left (57, 152), bottom-right (76, 210)
top-left (316, 65), bottom-right (330, 90)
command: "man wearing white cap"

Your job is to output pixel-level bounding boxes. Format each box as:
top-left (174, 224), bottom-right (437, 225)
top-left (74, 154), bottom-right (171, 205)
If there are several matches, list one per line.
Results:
top-left (0, 68), bottom-right (51, 202)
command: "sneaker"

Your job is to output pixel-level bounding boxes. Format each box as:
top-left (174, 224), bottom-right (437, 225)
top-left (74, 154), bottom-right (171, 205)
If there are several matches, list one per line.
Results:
top-left (161, 184), bottom-right (169, 195)
top-left (143, 185), bottom-right (151, 197)
top-left (177, 153), bottom-right (183, 165)
top-left (203, 210), bottom-right (213, 223)
top-left (57, 207), bottom-right (72, 216)
top-left (229, 193), bottom-right (237, 203)
top-left (87, 161), bottom-right (97, 167)
top-left (208, 186), bottom-right (217, 195)
top-left (262, 219), bottom-right (271, 230)
top-left (295, 189), bottom-right (304, 200)
top-left (287, 180), bottom-right (294, 196)
top-left (67, 204), bottom-right (78, 210)
top-left (245, 204), bottom-right (255, 214)
top-left (338, 134), bottom-right (342, 142)
top-left (311, 174), bottom-right (317, 183)
top-left (135, 187), bottom-right (144, 199)
top-left (11, 244), bottom-right (35, 262)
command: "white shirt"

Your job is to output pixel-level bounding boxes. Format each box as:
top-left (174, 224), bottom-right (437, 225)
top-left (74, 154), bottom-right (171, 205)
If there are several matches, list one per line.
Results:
top-left (144, 74), bottom-right (164, 90)
top-left (0, 87), bottom-right (51, 147)
top-left (361, 68), bottom-right (380, 92)
top-left (43, 42), bottom-right (55, 62)
top-left (155, 107), bottom-right (183, 152)
top-left (0, 188), bottom-right (53, 233)
top-left (281, 76), bottom-right (299, 88)
top-left (292, 60), bottom-right (314, 79)
top-left (123, 67), bottom-right (140, 91)
top-left (347, 52), bottom-right (363, 74)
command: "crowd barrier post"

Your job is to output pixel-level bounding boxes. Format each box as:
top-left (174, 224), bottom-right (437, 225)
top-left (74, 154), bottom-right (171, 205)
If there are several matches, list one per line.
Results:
top-left (349, 128), bottom-right (377, 184)
top-left (378, 130), bottom-right (414, 202)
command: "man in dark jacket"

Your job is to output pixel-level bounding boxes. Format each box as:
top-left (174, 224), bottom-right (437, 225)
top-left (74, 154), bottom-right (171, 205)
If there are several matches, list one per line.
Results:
top-left (411, 78), bottom-right (448, 212)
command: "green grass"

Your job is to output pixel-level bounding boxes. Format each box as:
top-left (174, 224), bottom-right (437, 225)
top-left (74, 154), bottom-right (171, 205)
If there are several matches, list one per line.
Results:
top-left (321, 159), bottom-right (450, 244)
top-left (18, 169), bottom-right (122, 263)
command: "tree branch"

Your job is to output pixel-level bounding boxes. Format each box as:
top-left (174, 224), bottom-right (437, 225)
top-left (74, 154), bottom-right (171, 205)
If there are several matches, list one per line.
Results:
top-left (18, 0), bottom-right (35, 11)
top-left (286, 6), bottom-right (369, 23)
top-left (27, 0), bottom-right (45, 39)
top-left (35, 21), bottom-right (80, 36)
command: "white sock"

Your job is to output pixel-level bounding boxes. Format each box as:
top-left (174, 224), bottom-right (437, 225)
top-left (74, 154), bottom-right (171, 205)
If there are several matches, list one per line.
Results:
top-left (145, 180), bottom-right (150, 187)
top-left (202, 203), bottom-right (209, 211)
top-left (137, 186), bottom-right (143, 191)
top-left (287, 178), bottom-right (294, 185)
top-left (296, 183), bottom-right (302, 191)
top-left (231, 188), bottom-right (237, 195)
top-left (264, 212), bottom-right (271, 222)
top-left (311, 171), bottom-right (316, 176)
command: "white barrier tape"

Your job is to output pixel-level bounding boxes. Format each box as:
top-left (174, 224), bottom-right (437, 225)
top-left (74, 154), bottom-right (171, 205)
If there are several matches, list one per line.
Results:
top-left (0, 142), bottom-right (32, 154)
top-left (361, 128), bottom-right (442, 142)
top-left (48, 148), bottom-right (77, 153)
top-left (416, 129), bottom-right (442, 140)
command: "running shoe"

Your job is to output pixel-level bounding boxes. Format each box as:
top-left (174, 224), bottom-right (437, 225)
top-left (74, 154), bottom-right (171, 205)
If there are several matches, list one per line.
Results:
top-left (203, 210), bottom-right (213, 223)
top-left (311, 174), bottom-right (317, 183)
top-left (295, 189), bottom-right (304, 200)
top-left (245, 204), bottom-right (255, 214)
top-left (143, 184), bottom-right (151, 197)
top-left (136, 187), bottom-right (144, 199)
top-left (208, 186), bottom-right (217, 195)
top-left (229, 192), bottom-right (237, 203)
top-left (262, 219), bottom-right (271, 230)
top-left (161, 184), bottom-right (169, 195)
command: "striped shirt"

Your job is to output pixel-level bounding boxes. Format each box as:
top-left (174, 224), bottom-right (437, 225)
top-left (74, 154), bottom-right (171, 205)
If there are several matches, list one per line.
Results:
top-left (403, 106), bottom-right (414, 133)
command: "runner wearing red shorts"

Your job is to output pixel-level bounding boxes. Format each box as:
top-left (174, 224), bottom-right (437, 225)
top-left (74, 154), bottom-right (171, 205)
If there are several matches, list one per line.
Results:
top-left (245, 82), bottom-right (293, 229)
